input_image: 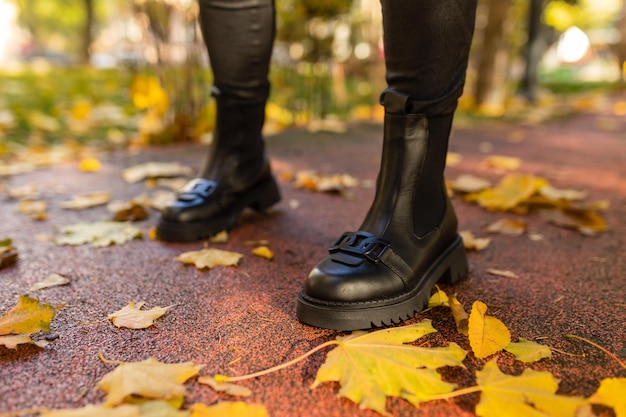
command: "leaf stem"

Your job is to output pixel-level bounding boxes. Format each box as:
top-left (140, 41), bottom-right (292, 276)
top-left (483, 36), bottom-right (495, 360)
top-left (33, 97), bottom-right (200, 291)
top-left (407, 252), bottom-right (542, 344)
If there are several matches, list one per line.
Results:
top-left (426, 385), bottom-right (483, 401)
top-left (97, 350), bottom-right (125, 365)
top-left (565, 334), bottom-right (626, 370)
top-left (221, 340), bottom-right (339, 382)
top-left (549, 347), bottom-right (585, 358)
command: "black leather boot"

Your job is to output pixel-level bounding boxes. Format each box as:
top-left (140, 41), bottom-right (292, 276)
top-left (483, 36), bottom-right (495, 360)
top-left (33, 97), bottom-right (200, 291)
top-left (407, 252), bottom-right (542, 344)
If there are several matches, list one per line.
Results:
top-left (296, 90), bottom-right (468, 330)
top-left (156, 91), bottom-right (281, 242)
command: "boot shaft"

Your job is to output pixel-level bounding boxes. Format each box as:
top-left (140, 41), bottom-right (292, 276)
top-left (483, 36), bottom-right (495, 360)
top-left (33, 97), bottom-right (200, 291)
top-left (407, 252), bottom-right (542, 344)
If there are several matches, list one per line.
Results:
top-left (200, 91), bottom-right (270, 188)
top-left (360, 90), bottom-right (457, 253)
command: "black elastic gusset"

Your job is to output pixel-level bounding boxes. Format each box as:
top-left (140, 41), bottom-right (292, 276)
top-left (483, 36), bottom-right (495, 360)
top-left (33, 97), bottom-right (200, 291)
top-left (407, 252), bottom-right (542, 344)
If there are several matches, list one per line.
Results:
top-left (411, 114), bottom-right (454, 238)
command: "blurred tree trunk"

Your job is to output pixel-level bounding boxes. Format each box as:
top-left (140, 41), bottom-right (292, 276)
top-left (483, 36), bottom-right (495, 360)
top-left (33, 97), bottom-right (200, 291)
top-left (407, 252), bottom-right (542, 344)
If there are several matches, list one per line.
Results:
top-left (618, 0), bottom-right (626, 83)
top-left (519, 0), bottom-right (547, 101)
top-left (473, 0), bottom-right (513, 115)
top-left (80, 0), bottom-right (94, 64)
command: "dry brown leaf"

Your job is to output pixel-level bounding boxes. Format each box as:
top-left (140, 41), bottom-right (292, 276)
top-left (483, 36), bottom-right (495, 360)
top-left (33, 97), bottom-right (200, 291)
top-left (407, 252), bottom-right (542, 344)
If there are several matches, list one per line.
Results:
top-left (0, 333), bottom-right (49, 349)
top-left (122, 162), bottom-right (193, 183)
top-left (293, 170), bottom-right (359, 194)
top-left (539, 185), bottom-right (587, 202)
top-left (198, 375), bottom-right (252, 397)
top-left (29, 273), bottom-right (71, 291)
top-left (112, 203), bottom-right (150, 222)
top-left (175, 248), bottom-right (243, 270)
top-left (108, 302), bottom-right (171, 329)
top-left (449, 294), bottom-right (469, 336)
top-left (6, 183), bottom-right (39, 199)
top-left (18, 199), bottom-right (48, 220)
top-left (459, 230), bottom-right (491, 251)
top-left (541, 207), bottom-right (608, 235)
top-left (132, 191), bottom-right (177, 211)
top-left (0, 162), bottom-right (37, 177)
top-left (98, 357), bottom-right (204, 406)
top-left (449, 174), bottom-right (492, 193)
top-left (155, 178), bottom-right (188, 191)
top-left (0, 239), bottom-right (18, 269)
top-left (60, 192), bottom-right (111, 209)
top-left (484, 219), bottom-right (526, 236)
top-left (486, 268), bottom-right (519, 279)
top-left (55, 221), bottom-right (143, 247)
top-left (479, 155), bottom-right (522, 171)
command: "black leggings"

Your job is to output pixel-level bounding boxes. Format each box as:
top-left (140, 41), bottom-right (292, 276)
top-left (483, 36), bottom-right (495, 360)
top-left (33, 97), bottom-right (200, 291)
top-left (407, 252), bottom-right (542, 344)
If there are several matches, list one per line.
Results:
top-left (198, 0), bottom-right (477, 116)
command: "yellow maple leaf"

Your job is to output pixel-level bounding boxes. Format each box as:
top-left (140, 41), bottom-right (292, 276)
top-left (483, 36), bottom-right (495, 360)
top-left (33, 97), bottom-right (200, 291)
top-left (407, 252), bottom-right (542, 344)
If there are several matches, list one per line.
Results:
top-left (465, 173), bottom-right (548, 211)
top-left (190, 402), bottom-right (267, 417)
top-left (18, 199), bottom-right (48, 220)
top-left (0, 334), bottom-right (49, 349)
top-left (108, 302), bottom-right (171, 329)
top-left (98, 357), bottom-right (204, 406)
top-left (427, 288), bottom-right (449, 308)
top-left (474, 359), bottom-right (585, 417)
top-left (484, 219), bottom-right (527, 236)
top-left (175, 248), bottom-right (243, 270)
top-left (460, 230), bottom-right (491, 251)
top-left (479, 155), bottom-right (522, 171)
top-left (589, 378), bottom-right (626, 417)
top-left (41, 404), bottom-right (140, 417)
top-left (55, 221), bottom-right (143, 247)
top-left (538, 185), bottom-right (587, 202)
top-left (541, 207), bottom-right (608, 235)
top-left (122, 162), bottom-right (193, 184)
top-left (468, 301), bottom-right (511, 359)
top-left (40, 400), bottom-right (187, 417)
top-left (29, 273), bottom-right (71, 292)
top-left (0, 295), bottom-right (55, 336)
top-left (79, 157), bottom-right (102, 172)
top-left (251, 246), bottom-right (273, 260)
top-left (486, 268), bottom-right (519, 279)
top-left (504, 338), bottom-right (552, 363)
top-left (312, 320), bottom-right (466, 415)
top-left (450, 174), bottom-right (492, 193)
top-left (59, 192), bottom-right (111, 209)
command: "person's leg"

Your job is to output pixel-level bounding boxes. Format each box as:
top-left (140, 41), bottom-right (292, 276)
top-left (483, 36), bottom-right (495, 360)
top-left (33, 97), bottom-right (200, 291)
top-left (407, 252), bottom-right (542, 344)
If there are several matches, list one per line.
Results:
top-left (297, 0), bottom-right (477, 330)
top-left (157, 0), bottom-right (280, 242)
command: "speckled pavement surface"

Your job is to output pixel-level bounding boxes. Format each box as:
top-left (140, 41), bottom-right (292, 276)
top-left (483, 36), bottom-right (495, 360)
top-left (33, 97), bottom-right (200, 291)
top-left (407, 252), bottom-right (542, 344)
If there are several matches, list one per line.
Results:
top-left (1, 96), bottom-right (625, 416)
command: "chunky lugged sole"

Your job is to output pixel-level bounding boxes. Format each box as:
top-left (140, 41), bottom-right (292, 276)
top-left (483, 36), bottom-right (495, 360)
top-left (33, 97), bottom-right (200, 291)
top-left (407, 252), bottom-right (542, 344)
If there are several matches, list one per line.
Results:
top-left (296, 235), bottom-right (468, 331)
top-left (156, 176), bottom-right (281, 242)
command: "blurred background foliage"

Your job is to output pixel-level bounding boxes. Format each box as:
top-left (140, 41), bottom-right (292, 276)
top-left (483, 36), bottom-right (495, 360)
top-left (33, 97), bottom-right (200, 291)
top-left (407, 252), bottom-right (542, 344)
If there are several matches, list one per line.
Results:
top-left (0, 0), bottom-right (625, 149)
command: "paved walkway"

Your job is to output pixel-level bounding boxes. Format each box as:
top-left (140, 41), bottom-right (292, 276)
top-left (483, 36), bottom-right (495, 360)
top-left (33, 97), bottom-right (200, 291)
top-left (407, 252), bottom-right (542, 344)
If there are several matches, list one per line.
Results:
top-left (1, 95), bottom-right (625, 416)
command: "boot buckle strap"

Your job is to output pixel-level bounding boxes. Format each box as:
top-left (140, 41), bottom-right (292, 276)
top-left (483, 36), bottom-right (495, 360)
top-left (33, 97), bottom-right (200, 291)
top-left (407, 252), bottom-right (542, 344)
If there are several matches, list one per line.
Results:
top-left (329, 231), bottom-right (389, 264)
top-left (179, 178), bottom-right (217, 200)
top-left (329, 231), bottom-right (413, 283)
